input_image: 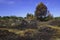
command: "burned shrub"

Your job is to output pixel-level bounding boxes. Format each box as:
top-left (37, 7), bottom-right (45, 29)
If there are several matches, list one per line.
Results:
top-left (27, 20), bottom-right (38, 29)
top-left (0, 30), bottom-right (21, 40)
top-left (37, 27), bottom-right (56, 40)
top-left (20, 20), bottom-right (28, 30)
top-left (49, 20), bottom-right (60, 27)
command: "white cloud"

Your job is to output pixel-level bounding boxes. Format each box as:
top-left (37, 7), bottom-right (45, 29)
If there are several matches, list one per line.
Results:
top-left (0, 0), bottom-right (15, 4)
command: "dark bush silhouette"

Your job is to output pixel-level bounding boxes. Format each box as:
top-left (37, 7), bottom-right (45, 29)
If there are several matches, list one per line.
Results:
top-left (35, 2), bottom-right (47, 21)
top-left (35, 2), bottom-right (53, 21)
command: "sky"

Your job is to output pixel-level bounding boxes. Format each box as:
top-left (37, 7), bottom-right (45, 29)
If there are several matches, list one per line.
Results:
top-left (0, 0), bottom-right (60, 17)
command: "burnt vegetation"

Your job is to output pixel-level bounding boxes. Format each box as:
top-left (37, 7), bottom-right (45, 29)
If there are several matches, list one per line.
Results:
top-left (0, 2), bottom-right (60, 40)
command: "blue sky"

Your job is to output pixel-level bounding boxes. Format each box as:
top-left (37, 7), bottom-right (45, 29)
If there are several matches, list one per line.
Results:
top-left (0, 0), bottom-right (60, 17)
